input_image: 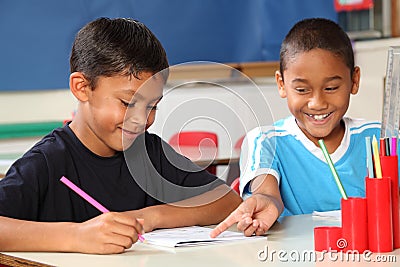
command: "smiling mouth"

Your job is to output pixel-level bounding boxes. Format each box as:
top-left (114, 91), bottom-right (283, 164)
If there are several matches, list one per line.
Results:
top-left (122, 128), bottom-right (139, 135)
top-left (306, 112), bottom-right (332, 121)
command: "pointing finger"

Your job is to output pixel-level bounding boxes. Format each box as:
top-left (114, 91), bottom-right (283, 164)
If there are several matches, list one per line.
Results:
top-left (210, 210), bottom-right (241, 238)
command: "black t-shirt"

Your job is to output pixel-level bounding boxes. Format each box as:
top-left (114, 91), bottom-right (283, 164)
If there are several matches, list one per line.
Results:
top-left (0, 126), bottom-right (223, 222)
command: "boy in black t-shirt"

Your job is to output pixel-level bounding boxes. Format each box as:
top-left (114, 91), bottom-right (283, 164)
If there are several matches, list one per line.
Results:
top-left (0, 18), bottom-right (241, 254)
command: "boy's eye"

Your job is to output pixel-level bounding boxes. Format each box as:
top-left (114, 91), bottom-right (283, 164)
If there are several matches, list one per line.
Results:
top-left (325, 86), bottom-right (339, 91)
top-left (121, 99), bottom-right (158, 111)
top-left (295, 88), bottom-right (308, 93)
top-left (121, 100), bottom-right (135, 108)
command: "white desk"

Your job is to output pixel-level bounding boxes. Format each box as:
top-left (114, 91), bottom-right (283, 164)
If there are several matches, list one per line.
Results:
top-left (1, 214), bottom-right (399, 266)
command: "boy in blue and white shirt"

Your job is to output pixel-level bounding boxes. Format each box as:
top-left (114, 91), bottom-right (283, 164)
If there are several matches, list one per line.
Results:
top-left (211, 18), bottom-right (394, 238)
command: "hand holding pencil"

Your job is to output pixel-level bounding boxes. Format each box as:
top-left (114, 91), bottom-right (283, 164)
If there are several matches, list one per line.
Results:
top-left (60, 176), bottom-right (145, 254)
top-left (73, 211), bottom-right (145, 254)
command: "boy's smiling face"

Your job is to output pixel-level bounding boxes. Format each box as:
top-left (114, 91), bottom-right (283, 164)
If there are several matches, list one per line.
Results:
top-left (276, 48), bottom-right (360, 150)
top-left (71, 71), bottom-right (164, 157)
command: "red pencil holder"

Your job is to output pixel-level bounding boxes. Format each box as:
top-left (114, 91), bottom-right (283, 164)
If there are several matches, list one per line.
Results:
top-left (366, 177), bottom-right (393, 252)
top-left (380, 155), bottom-right (399, 249)
top-left (341, 197), bottom-right (368, 252)
top-left (314, 226), bottom-right (342, 252)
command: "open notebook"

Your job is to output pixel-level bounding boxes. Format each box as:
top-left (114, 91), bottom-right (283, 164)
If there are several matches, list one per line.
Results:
top-left (142, 226), bottom-right (266, 247)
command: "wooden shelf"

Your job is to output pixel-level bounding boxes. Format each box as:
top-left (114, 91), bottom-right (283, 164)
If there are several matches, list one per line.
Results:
top-left (238, 61), bottom-right (279, 77)
top-left (168, 61), bottom-right (279, 81)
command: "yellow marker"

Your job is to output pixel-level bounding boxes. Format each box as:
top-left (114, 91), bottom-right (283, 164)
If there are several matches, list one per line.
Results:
top-left (372, 135), bottom-right (382, 178)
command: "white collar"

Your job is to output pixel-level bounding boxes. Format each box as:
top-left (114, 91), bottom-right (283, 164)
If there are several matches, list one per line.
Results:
top-left (285, 116), bottom-right (350, 163)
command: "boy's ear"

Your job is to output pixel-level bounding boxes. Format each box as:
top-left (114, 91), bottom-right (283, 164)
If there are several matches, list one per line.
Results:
top-left (350, 66), bottom-right (361, 95)
top-left (275, 70), bottom-right (286, 98)
top-left (70, 72), bottom-right (90, 101)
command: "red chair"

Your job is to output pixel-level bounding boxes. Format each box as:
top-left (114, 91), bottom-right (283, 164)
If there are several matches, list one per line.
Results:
top-left (226, 135), bottom-right (245, 185)
top-left (235, 135), bottom-right (245, 149)
top-left (168, 131), bottom-right (218, 174)
top-left (230, 177), bottom-right (240, 194)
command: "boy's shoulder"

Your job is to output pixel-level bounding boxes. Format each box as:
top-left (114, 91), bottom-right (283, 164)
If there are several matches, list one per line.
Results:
top-left (23, 127), bottom-right (73, 158)
top-left (343, 117), bottom-right (381, 133)
top-left (6, 127), bottom-right (74, 179)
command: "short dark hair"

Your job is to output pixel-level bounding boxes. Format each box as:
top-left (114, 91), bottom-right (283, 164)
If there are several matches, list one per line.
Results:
top-left (70, 17), bottom-right (169, 89)
top-left (279, 18), bottom-right (354, 80)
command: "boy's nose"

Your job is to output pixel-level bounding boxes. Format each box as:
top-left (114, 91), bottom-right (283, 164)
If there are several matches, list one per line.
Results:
top-left (126, 110), bottom-right (148, 129)
top-left (308, 94), bottom-right (328, 110)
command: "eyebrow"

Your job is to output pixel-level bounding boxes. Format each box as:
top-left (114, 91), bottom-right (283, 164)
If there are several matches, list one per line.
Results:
top-left (290, 75), bottom-right (343, 84)
top-left (121, 89), bottom-right (163, 102)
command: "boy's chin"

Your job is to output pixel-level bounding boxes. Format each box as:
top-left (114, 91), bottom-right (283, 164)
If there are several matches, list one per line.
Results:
top-left (122, 134), bottom-right (144, 150)
top-left (122, 139), bottom-right (136, 150)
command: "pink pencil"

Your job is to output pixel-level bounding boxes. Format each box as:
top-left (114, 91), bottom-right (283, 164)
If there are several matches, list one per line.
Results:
top-left (391, 137), bottom-right (397, 156)
top-left (60, 176), bottom-right (145, 242)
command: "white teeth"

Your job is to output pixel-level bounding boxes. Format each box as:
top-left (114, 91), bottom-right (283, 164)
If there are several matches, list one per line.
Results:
top-left (310, 113), bottom-right (330, 121)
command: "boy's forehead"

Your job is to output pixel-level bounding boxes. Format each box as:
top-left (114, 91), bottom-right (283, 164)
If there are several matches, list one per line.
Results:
top-left (286, 49), bottom-right (348, 72)
top-left (122, 75), bottom-right (164, 100)
top-left (283, 49), bottom-right (351, 84)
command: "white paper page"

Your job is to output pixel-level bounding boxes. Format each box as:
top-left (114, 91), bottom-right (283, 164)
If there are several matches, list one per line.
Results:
top-left (312, 210), bottom-right (341, 220)
top-left (142, 226), bottom-right (266, 247)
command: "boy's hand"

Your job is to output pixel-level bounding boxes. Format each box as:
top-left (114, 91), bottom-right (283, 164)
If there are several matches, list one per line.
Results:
top-left (122, 208), bottom-right (156, 233)
top-left (73, 212), bottom-right (144, 254)
top-left (210, 194), bottom-right (280, 238)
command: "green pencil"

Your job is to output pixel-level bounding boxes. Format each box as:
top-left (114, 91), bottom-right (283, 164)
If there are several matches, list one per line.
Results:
top-left (318, 139), bottom-right (348, 200)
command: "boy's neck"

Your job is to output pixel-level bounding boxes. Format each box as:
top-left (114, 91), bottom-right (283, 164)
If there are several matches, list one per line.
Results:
top-left (317, 120), bottom-right (346, 154)
top-left (296, 118), bottom-right (346, 154)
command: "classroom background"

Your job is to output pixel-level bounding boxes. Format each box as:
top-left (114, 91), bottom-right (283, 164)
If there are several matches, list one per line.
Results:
top-left (0, 0), bottom-right (399, 179)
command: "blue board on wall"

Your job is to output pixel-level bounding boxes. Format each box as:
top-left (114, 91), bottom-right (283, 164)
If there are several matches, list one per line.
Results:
top-left (0, 0), bottom-right (336, 91)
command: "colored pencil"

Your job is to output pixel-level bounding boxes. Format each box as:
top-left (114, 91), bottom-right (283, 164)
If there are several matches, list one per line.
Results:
top-left (380, 138), bottom-right (386, 156)
top-left (385, 137), bottom-right (391, 156)
top-left (391, 137), bottom-right (397, 156)
top-left (60, 176), bottom-right (145, 242)
top-left (365, 136), bottom-right (374, 178)
top-left (371, 135), bottom-right (383, 178)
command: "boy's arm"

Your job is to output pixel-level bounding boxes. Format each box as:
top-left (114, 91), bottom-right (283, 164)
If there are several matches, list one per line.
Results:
top-left (126, 184), bottom-right (242, 231)
top-left (0, 212), bottom-right (143, 254)
top-left (209, 174), bottom-right (283, 237)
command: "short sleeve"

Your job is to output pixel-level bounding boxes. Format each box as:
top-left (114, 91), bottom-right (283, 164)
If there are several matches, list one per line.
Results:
top-left (0, 152), bottom-right (48, 220)
top-left (239, 126), bottom-right (280, 196)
